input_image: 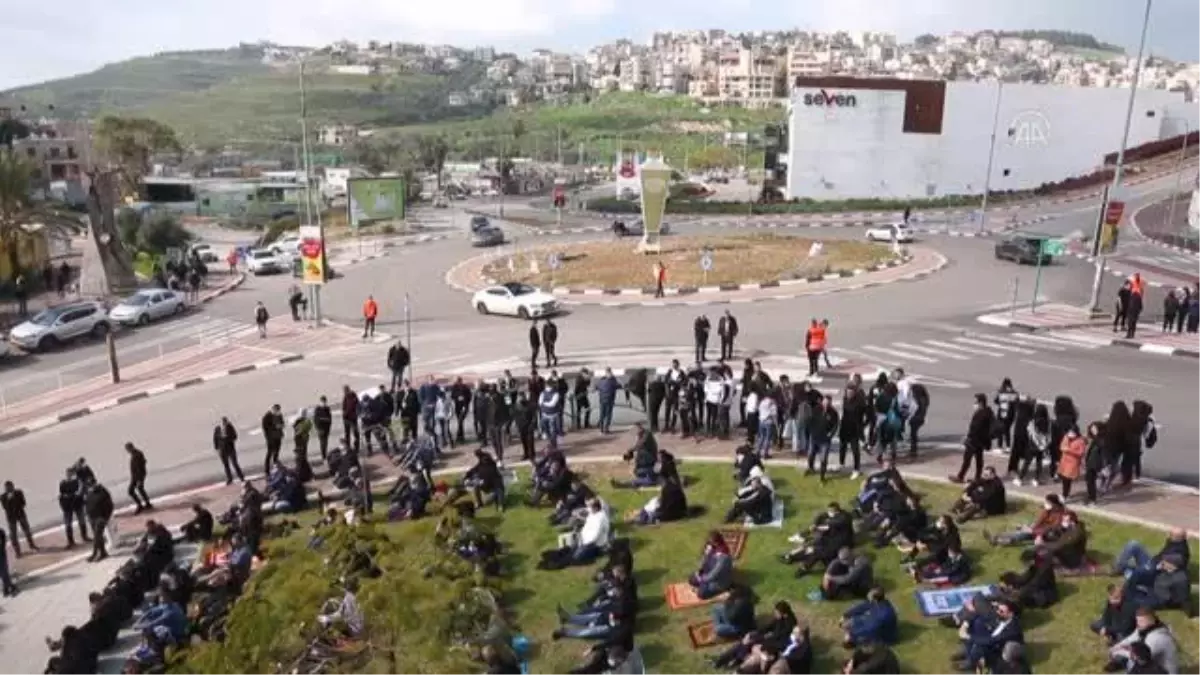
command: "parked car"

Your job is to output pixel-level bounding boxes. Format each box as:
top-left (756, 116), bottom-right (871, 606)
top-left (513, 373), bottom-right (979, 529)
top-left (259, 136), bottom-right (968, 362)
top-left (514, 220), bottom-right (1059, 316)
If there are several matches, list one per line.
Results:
top-left (865, 223), bottom-right (914, 243)
top-left (613, 219), bottom-right (671, 237)
top-left (246, 249), bottom-right (285, 275)
top-left (471, 282), bottom-right (560, 319)
top-left (994, 236), bottom-right (1053, 265)
top-left (109, 289), bottom-right (186, 326)
top-left (469, 215), bottom-right (492, 233)
top-left (8, 300), bottom-right (111, 352)
top-left (269, 234), bottom-right (301, 261)
top-left (190, 243), bottom-right (220, 263)
top-left (471, 226), bottom-right (505, 247)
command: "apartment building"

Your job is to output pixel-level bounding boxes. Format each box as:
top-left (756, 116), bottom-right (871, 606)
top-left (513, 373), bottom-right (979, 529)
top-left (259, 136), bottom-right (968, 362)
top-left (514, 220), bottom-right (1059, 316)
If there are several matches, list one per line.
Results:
top-left (787, 46), bottom-right (831, 79)
top-left (12, 119), bottom-right (92, 182)
top-left (717, 48), bottom-right (782, 101)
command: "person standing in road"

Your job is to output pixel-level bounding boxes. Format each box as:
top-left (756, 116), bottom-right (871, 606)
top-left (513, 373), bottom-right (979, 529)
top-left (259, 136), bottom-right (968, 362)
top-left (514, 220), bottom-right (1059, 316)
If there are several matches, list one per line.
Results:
top-left (261, 404), bottom-right (286, 473)
top-left (254, 301), bottom-right (270, 339)
top-left (362, 295), bottom-right (379, 339)
top-left (1162, 289), bottom-right (1180, 332)
top-left (387, 341), bottom-right (411, 390)
top-left (450, 377), bottom-right (472, 444)
top-left (819, 319), bottom-right (835, 368)
top-left (542, 319), bottom-right (559, 367)
top-left (653, 260), bottom-right (666, 298)
top-left (693, 315), bottom-right (711, 363)
top-left (125, 442), bottom-right (152, 513)
top-left (951, 394), bottom-right (994, 484)
top-left (313, 397), bottom-right (333, 461)
top-left (993, 379), bottom-right (1020, 452)
top-left (212, 417), bottom-right (246, 483)
top-left (804, 319), bottom-right (826, 378)
top-left (1125, 286), bottom-right (1144, 339)
top-left (13, 273), bottom-right (27, 317)
top-left (718, 310), bottom-right (739, 361)
top-left (418, 375), bottom-right (443, 440)
top-left (903, 206), bottom-right (912, 224)
top-left (84, 481), bottom-right (114, 563)
top-left (0, 529), bottom-right (16, 596)
top-left (341, 385), bottom-right (361, 451)
top-left (529, 319), bottom-right (542, 367)
top-left (1, 481), bottom-right (37, 557)
top-left (57, 468), bottom-right (89, 548)
top-left (1175, 287), bottom-right (1192, 333)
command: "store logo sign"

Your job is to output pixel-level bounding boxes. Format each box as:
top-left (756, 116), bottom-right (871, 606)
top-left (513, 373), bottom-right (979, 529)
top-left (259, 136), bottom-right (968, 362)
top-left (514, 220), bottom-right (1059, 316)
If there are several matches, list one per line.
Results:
top-left (803, 90), bottom-right (857, 107)
top-left (1008, 110), bottom-right (1051, 148)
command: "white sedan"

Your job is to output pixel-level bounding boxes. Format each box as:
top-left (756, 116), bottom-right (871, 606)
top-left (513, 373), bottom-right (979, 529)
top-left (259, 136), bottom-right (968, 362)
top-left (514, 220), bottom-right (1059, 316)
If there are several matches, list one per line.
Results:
top-left (472, 282), bottom-right (560, 320)
top-left (108, 289), bottom-right (186, 326)
top-left (865, 223), bottom-right (915, 243)
top-left (246, 249), bottom-right (285, 275)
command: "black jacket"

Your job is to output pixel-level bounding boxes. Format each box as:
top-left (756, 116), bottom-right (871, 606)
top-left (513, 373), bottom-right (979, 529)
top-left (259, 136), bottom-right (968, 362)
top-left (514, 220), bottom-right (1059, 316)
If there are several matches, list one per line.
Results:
top-left (58, 477), bottom-right (83, 511)
top-left (342, 391), bottom-right (359, 420)
top-left (262, 411), bottom-right (285, 440)
top-left (542, 321), bottom-right (557, 346)
top-left (718, 314), bottom-right (738, 338)
top-left (85, 485), bottom-right (114, 521)
top-left (723, 592), bottom-right (757, 635)
top-left (213, 420), bottom-right (239, 451)
top-left (966, 406), bottom-right (995, 450)
top-left (841, 387), bottom-right (869, 439)
top-left (1097, 597), bottom-right (1138, 641)
top-left (528, 325), bottom-right (541, 348)
top-left (466, 454), bottom-right (502, 490)
top-left (657, 479), bottom-right (688, 522)
top-left (693, 316), bottom-right (710, 339)
top-left (386, 344), bottom-right (410, 371)
top-left (128, 448), bottom-right (148, 480)
top-left (0, 489), bottom-right (28, 520)
top-left (450, 383), bottom-right (472, 415)
top-left (966, 476), bottom-right (1007, 515)
top-left (313, 405), bottom-right (333, 431)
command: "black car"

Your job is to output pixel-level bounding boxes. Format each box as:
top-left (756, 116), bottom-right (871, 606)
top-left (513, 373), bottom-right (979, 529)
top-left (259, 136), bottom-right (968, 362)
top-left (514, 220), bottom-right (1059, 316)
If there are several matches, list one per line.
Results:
top-left (994, 236), bottom-right (1053, 265)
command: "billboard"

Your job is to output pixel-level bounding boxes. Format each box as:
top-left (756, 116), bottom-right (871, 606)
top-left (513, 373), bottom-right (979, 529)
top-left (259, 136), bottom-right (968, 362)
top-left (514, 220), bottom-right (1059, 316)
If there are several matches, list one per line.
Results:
top-left (298, 225), bottom-right (326, 285)
top-left (348, 178), bottom-right (406, 228)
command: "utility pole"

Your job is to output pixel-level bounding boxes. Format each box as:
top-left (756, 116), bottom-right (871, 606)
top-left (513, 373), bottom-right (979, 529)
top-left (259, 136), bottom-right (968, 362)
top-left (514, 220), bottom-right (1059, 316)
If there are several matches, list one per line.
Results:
top-left (1163, 121), bottom-right (1191, 242)
top-left (979, 81), bottom-right (1004, 234)
top-left (1089, 0), bottom-right (1152, 314)
top-left (556, 126), bottom-right (563, 166)
top-left (297, 58), bottom-right (324, 326)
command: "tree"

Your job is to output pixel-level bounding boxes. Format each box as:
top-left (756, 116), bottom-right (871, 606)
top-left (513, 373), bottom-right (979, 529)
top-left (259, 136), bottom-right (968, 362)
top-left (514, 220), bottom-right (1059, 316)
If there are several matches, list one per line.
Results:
top-left (510, 119), bottom-right (526, 156)
top-left (0, 118), bottom-right (31, 150)
top-left (92, 116), bottom-right (183, 198)
top-left (416, 135), bottom-right (449, 190)
top-left (914, 33), bottom-right (938, 47)
top-left (0, 150), bottom-right (82, 282)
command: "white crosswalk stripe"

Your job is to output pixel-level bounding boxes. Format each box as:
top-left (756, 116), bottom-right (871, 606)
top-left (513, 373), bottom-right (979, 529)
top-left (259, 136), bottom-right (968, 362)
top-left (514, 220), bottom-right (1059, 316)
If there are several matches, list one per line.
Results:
top-left (159, 316), bottom-right (258, 342)
top-left (923, 339), bottom-right (1001, 357)
top-left (892, 341), bottom-right (969, 360)
top-left (953, 336), bottom-right (1036, 355)
top-left (860, 344), bottom-right (938, 363)
top-left (828, 331), bottom-right (1105, 371)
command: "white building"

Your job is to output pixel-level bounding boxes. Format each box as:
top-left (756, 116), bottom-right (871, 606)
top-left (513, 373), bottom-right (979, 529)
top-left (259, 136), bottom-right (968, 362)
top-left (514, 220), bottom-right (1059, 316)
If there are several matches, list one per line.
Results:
top-left (783, 77), bottom-right (1199, 200)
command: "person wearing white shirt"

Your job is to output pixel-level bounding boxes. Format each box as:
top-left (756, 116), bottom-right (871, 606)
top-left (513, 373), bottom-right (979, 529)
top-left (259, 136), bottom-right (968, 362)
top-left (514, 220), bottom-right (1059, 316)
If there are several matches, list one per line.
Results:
top-left (540, 499), bottom-right (610, 570)
top-left (318, 579), bottom-right (365, 637)
top-left (539, 388), bottom-right (561, 450)
top-left (756, 393), bottom-right (779, 458)
top-left (703, 372), bottom-right (725, 437)
top-left (744, 388), bottom-right (761, 445)
top-left (665, 360), bottom-right (686, 432)
top-left (433, 394), bottom-right (453, 448)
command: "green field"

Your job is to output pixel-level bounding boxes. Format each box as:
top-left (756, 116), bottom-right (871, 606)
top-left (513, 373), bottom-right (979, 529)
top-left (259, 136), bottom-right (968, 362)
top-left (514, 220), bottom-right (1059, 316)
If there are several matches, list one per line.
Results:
top-left (178, 462), bottom-right (1199, 674)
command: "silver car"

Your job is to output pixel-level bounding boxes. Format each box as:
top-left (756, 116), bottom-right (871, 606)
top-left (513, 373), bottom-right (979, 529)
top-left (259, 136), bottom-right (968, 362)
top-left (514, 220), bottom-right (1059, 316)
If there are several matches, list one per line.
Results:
top-left (108, 289), bottom-right (186, 326)
top-left (471, 226), bottom-right (506, 247)
top-left (8, 300), bottom-right (111, 352)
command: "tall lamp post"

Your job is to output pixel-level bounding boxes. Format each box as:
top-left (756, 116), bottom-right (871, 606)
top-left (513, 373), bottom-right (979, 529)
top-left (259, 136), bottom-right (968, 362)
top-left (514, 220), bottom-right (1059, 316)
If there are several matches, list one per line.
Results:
top-left (296, 58), bottom-right (325, 325)
top-left (978, 82), bottom-right (1004, 234)
top-left (1089, 0), bottom-right (1153, 314)
top-left (1163, 121), bottom-right (1191, 245)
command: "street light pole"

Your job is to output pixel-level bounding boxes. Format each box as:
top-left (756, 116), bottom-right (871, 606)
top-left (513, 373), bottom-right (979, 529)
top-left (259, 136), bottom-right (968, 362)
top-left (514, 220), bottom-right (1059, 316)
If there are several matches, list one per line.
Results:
top-left (1089, 0), bottom-right (1153, 314)
top-left (979, 81), bottom-right (1004, 234)
top-left (1163, 121), bottom-right (1190, 244)
top-left (297, 58), bottom-right (324, 326)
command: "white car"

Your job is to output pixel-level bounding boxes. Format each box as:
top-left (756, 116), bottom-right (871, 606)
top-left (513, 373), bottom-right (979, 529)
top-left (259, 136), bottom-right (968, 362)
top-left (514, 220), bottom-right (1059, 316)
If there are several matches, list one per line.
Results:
top-left (269, 235), bottom-right (301, 261)
top-left (472, 282), bottom-right (560, 319)
top-left (865, 223), bottom-right (915, 243)
top-left (109, 289), bottom-right (186, 326)
top-left (190, 243), bottom-right (220, 263)
top-left (246, 249), bottom-right (285, 275)
top-left (8, 301), bottom-right (111, 352)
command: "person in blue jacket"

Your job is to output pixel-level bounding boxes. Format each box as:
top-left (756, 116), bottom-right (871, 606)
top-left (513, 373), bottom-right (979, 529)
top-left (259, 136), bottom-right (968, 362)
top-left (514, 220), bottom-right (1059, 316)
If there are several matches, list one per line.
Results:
top-left (840, 586), bottom-right (898, 648)
top-left (595, 368), bottom-right (622, 434)
top-left (957, 599), bottom-right (1024, 672)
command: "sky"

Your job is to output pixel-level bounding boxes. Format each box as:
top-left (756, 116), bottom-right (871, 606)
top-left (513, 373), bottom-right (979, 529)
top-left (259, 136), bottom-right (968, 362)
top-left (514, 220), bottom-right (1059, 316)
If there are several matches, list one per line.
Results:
top-left (3, 0), bottom-right (1198, 91)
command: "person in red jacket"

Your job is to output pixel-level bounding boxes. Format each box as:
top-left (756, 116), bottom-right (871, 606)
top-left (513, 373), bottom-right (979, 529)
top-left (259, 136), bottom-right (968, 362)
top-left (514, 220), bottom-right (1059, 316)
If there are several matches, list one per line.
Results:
top-left (362, 296), bottom-right (379, 339)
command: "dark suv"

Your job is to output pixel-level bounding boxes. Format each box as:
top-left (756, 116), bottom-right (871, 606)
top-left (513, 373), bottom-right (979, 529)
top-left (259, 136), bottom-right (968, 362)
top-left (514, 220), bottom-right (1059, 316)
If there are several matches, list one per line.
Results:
top-left (994, 236), bottom-right (1052, 265)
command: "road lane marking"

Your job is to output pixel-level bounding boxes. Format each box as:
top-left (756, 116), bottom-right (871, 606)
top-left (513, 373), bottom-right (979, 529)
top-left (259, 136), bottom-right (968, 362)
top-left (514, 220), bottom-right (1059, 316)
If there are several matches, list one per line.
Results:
top-left (924, 340), bottom-right (1000, 357)
top-left (998, 333), bottom-right (1084, 350)
top-left (860, 345), bottom-right (938, 363)
top-left (954, 337), bottom-right (1036, 354)
top-left (1107, 375), bottom-right (1163, 389)
top-left (893, 342), bottom-right (968, 360)
top-left (1019, 358), bottom-right (1077, 372)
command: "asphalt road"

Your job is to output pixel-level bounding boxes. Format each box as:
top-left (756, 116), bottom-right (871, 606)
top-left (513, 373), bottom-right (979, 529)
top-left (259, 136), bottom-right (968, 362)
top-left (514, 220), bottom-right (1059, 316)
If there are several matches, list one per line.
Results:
top-left (3, 174), bottom-right (1195, 529)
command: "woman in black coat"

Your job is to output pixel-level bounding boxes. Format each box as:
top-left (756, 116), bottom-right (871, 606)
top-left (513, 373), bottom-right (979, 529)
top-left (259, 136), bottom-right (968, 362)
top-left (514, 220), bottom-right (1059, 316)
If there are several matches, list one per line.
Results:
top-left (1007, 396), bottom-right (1035, 477)
top-left (1102, 401), bottom-right (1134, 492)
top-left (1125, 400), bottom-right (1155, 486)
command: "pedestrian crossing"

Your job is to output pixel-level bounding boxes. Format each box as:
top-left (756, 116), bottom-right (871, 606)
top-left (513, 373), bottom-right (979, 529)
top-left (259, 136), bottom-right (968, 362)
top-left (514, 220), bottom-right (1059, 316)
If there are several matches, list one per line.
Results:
top-left (158, 316), bottom-right (260, 343)
top-left (1127, 253), bottom-right (1199, 272)
top-left (828, 331), bottom-right (1105, 369)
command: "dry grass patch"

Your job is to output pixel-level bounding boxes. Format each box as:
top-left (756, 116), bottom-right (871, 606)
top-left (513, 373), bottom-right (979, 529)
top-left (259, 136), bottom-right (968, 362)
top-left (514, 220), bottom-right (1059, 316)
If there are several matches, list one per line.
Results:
top-left (483, 233), bottom-right (895, 288)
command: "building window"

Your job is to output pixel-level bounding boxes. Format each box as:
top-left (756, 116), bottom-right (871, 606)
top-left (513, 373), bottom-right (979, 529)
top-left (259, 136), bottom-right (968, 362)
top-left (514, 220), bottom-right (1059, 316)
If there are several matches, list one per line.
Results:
top-left (67, 145), bottom-right (78, 159)
top-left (26, 147), bottom-right (36, 158)
top-left (49, 147), bottom-right (61, 159)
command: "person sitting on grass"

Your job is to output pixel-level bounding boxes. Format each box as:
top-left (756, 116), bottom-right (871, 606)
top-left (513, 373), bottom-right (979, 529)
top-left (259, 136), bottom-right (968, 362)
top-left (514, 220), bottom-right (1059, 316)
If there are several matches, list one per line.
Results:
top-left (726, 473), bottom-right (774, 525)
top-left (631, 474), bottom-right (688, 526)
top-left (1126, 641), bottom-right (1171, 675)
top-left (712, 584), bottom-right (757, 640)
top-left (1021, 510), bottom-right (1088, 570)
top-left (783, 503), bottom-right (854, 577)
top-left (551, 477), bottom-right (596, 527)
top-left (528, 449), bottom-right (571, 506)
top-left (910, 543), bottom-right (972, 585)
top-left (554, 572), bottom-right (638, 641)
top-left (853, 458), bottom-right (914, 517)
top-left (949, 466), bottom-right (1007, 524)
top-left (1106, 607), bottom-right (1179, 674)
top-left (689, 530), bottom-right (735, 599)
top-left (734, 445), bottom-right (763, 484)
top-left (482, 644), bottom-right (522, 675)
top-left (713, 601), bottom-right (798, 670)
top-left (899, 514), bottom-right (961, 565)
top-left (842, 642), bottom-right (901, 674)
top-left (871, 493), bottom-right (928, 549)
top-left (954, 599), bottom-right (1023, 672)
top-left (1091, 584), bottom-right (1140, 646)
top-left (986, 493), bottom-right (1067, 548)
top-left (387, 467), bottom-right (431, 521)
top-left (992, 641), bottom-right (1032, 675)
top-left (738, 623), bottom-right (813, 675)
top-left (317, 577), bottom-right (365, 639)
top-left (998, 551), bottom-right (1059, 609)
top-left (1112, 529), bottom-right (1192, 579)
top-left (817, 547), bottom-right (874, 601)
top-left (616, 422), bottom-right (659, 488)
top-left (464, 449), bottom-right (506, 512)
top-left (539, 499), bottom-right (610, 570)
top-left (841, 587), bottom-right (898, 648)
top-left (564, 611), bottom-right (635, 674)
top-left (181, 504), bottom-right (214, 543)
top-left (1124, 554), bottom-right (1192, 612)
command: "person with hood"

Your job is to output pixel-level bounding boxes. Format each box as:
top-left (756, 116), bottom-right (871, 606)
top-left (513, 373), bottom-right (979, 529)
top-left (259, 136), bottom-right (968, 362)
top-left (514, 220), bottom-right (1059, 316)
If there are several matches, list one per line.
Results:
top-left (689, 531), bottom-right (735, 599)
top-left (841, 587), bottom-right (898, 647)
top-left (1102, 401), bottom-right (1135, 493)
top-left (1016, 402), bottom-right (1051, 487)
top-left (952, 393), bottom-right (994, 484)
top-left (949, 466), bottom-right (1007, 523)
top-left (1092, 584), bottom-right (1139, 645)
top-left (839, 377), bottom-right (869, 479)
top-left (1107, 608), bottom-right (1179, 674)
top-left (1126, 400), bottom-right (1157, 486)
top-left (993, 378), bottom-right (1020, 452)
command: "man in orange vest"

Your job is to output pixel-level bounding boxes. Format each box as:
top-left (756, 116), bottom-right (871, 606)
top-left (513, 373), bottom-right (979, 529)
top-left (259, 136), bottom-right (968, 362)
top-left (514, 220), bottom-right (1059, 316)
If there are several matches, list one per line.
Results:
top-left (362, 295), bottom-right (379, 339)
top-left (804, 318), bottom-right (827, 377)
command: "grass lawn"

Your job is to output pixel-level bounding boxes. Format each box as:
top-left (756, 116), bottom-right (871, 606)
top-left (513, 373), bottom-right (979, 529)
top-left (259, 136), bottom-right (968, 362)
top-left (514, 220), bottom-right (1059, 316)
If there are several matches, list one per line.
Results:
top-left (189, 462), bottom-right (1198, 674)
top-left (482, 234), bottom-right (894, 288)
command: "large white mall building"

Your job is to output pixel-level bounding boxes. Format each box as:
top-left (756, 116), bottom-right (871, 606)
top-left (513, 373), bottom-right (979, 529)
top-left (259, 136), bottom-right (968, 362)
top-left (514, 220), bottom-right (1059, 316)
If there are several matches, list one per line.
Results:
top-left (782, 76), bottom-right (1198, 201)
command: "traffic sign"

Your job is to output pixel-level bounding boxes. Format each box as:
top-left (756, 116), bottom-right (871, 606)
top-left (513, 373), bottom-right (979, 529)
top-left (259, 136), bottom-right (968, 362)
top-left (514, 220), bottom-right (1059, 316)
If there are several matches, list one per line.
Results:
top-left (699, 251), bottom-right (713, 271)
top-left (1104, 200), bottom-right (1126, 226)
top-left (1041, 239), bottom-right (1066, 256)
top-left (548, 252), bottom-right (562, 270)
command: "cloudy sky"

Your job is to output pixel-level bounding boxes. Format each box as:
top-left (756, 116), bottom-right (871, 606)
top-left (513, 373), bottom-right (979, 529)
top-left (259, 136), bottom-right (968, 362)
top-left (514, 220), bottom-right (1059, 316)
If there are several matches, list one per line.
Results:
top-left (3, 0), bottom-right (1197, 90)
